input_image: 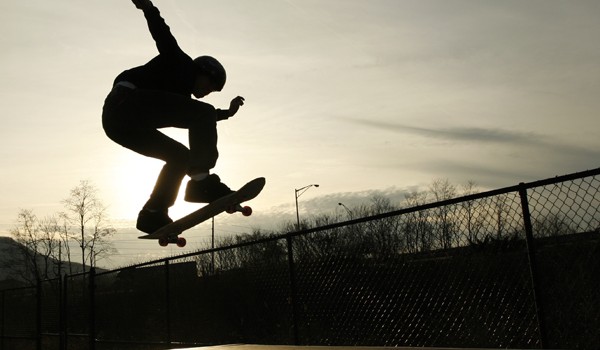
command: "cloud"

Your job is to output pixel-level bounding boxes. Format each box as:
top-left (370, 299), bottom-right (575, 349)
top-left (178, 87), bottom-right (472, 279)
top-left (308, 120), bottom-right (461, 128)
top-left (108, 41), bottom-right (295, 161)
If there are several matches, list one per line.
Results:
top-left (350, 118), bottom-right (538, 144)
top-left (346, 118), bottom-right (600, 188)
top-left (349, 118), bottom-right (599, 159)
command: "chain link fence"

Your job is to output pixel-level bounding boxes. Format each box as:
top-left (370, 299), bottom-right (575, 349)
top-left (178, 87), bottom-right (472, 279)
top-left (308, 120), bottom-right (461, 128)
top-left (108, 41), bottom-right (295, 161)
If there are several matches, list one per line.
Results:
top-left (1, 168), bottom-right (599, 350)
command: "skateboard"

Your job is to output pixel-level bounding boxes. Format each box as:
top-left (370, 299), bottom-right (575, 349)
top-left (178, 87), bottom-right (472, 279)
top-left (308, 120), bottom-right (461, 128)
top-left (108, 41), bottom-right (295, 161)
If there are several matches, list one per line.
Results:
top-left (139, 177), bottom-right (266, 247)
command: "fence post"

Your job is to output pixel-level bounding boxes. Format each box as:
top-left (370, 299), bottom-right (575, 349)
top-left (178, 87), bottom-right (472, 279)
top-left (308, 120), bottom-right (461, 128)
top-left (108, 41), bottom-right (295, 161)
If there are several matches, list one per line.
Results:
top-left (165, 260), bottom-right (172, 346)
top-left (63, 275), bottom-right (69, 350)
top-left (36, 279), bottom-right (42, 350)
top-left (1, 290), bottom-right (4, 350)
top-left (88, 268), bottom-right (96, 350)
top-left (518, 184), bottom-right (548, 348)
top-left (59, 275), bottom-right (65, 350)
top-left (286, 235), bottom-right (300, 345)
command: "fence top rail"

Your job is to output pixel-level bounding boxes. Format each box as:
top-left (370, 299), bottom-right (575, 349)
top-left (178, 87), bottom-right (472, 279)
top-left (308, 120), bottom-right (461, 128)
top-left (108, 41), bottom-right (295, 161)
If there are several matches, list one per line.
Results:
top-left (284, 167), bottom-right (600, 237)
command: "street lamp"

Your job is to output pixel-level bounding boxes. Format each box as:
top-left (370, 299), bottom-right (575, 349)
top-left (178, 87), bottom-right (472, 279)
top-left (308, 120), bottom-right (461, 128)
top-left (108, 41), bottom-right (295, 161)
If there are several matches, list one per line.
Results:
top-left (295, 184), bottom-right (319, 229)
top-left (338, 202), bottom-right (352, 218)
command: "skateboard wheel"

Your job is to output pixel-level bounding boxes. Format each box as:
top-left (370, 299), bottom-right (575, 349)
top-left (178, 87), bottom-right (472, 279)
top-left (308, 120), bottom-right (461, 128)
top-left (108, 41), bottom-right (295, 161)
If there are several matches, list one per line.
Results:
top-left (177, 237), bottom-right (187, 247)
top-left (158, 238), bottom-right (169, 247)
top-left (241, 206), bottom-right (252, 216)
top-left (226, 205), bottom-right (236, 214)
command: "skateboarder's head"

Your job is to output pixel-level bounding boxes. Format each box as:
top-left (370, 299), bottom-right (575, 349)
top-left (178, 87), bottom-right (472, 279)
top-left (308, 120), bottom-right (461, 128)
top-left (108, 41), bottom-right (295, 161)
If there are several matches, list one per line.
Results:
top-left (193, 56), bottom-right (226, 94)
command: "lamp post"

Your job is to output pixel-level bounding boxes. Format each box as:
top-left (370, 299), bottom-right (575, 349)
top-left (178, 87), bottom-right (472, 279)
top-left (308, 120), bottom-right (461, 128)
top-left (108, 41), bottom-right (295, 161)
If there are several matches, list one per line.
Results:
top-left (338, 202), bottom-right (352, 218)
top-left (295, 184), bottom-right (319, 230)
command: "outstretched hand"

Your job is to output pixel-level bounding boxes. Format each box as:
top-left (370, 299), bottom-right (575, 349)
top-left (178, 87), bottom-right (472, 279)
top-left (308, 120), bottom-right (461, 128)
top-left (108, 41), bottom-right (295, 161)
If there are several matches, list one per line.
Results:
top-left (228, 96), bottom-right (245, 118)
top-left (131, 0), bottom-right (152, 10)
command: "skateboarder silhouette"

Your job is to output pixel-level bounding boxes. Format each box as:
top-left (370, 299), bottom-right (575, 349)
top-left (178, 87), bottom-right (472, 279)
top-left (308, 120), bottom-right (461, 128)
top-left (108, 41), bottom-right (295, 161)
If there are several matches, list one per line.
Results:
top-left (102, 0), bottom-right (245, 234)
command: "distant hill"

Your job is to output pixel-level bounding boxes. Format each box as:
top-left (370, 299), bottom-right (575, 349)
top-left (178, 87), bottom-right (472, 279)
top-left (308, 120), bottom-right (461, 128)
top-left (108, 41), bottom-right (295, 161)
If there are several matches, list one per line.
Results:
top-left (0, 236), bottom-right (94, 289)
top-left (0, 236), bottom-right (25, 288)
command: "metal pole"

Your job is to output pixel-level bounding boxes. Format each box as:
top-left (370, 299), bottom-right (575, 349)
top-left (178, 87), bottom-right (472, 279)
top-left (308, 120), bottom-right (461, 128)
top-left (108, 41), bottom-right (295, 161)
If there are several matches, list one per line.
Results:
top-left (36, 279), bottom-right (42, 350)
top-left (1, 290), bottom-right (4, 350)
top-left (286, 234), bottom-right (300, 345)
top-left (338, 202), bottom-right (352, 218)
top-left (295, 189), bottom-right (300, 230)
top-left (518, 184), bottom-right (548, 348)
top-left (88, 268), bottom-right (96, 350)
top-left (211, 217), bottom-right (215, 274)
top-left (165, 260), bottom-right (171, 345)
top-left (295, 184), bottom-right (319, 230)
top-left (59, 275), bottom-right (65, 350)
top-left (63, 275), bottom-right (69, 350)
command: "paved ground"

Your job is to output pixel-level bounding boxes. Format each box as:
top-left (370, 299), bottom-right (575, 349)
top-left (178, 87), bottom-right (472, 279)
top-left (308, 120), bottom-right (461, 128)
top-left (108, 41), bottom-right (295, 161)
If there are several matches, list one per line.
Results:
top-left (174, 344), bottom-right (526, 350)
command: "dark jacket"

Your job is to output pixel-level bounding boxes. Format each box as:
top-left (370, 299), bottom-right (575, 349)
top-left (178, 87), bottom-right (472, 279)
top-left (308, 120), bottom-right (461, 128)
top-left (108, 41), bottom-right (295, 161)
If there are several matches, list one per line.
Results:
top-left (113, 5), bottom-right (197, 96)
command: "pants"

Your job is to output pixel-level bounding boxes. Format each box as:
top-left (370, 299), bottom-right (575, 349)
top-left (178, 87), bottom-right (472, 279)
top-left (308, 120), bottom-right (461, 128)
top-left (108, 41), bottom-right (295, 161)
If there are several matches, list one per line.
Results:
top-left (102, 86), bottom-right (218, 210)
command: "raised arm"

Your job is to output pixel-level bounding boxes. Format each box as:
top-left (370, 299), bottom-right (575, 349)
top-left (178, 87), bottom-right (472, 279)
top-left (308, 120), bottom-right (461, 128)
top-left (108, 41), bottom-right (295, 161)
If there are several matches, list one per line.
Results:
top-left (132, 0), bottom-right (152, 10)
top-left (131, 0), bottom-right (183, 57)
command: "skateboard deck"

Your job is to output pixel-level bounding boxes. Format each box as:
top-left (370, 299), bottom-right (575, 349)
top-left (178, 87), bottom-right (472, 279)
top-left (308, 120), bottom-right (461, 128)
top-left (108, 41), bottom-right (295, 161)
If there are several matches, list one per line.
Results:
top-left (139, 177), bottom-right (266, 246)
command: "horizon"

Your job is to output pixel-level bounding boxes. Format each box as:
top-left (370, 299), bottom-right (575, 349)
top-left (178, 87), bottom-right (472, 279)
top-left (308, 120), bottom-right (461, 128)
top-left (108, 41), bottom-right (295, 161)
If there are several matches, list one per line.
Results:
top-left (3, 166), bottom-right (597, 270)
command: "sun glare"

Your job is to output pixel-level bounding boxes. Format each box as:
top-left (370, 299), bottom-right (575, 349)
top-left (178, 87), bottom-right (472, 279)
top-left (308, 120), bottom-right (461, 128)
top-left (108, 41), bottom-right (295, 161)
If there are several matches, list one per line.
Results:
top-left (107, 128), bottom-right (251, 224)
top-left (110, 153), bottom-right (162, 219)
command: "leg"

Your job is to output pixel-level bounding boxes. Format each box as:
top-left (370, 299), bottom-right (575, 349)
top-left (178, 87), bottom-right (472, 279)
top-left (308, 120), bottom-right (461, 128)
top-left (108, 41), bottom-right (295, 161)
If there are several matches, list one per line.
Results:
top-left (104, 88), bottom-right (219, 208)
top-left (123, 88), bottom-right (220, 175)
top-left (108, 127), bottom-right (189, 210)
top-left (188, 114), bottom-right (218, 175)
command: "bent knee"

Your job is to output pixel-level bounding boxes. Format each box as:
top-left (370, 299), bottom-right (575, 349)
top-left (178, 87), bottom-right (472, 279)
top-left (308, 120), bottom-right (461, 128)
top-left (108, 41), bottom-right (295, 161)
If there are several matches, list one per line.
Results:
top-left (163, 144), bottom-right (190, 166)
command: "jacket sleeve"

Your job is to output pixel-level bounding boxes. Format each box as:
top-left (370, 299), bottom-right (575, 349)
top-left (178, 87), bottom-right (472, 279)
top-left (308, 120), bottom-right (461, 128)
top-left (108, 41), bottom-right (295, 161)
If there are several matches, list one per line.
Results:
top-left (216, 109), bottom-right (230, 121)
top-left (142, 5), bottom-right (184, 57)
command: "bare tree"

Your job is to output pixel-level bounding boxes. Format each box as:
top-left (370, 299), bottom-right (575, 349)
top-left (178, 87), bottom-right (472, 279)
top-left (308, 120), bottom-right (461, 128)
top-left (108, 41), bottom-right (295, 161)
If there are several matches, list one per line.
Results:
top-left (533, 213), bottom-right (577, 237)
top-left (362, 195), bottom-right (402, 257)
top-left (429, 179), bottom-right (458, 249)
top-left (403, 189), bottom-right (432, 252)
top-left (36, 215), bottom-right (61, 278)
top-left (10, 210), bottom-right (62, 283)
top-left (11, 209), bottom-right (41, 284)
top-left (57, 212), bottom-right (76, 274)
top-left (61, 180), bottom-right (115, 272)
top-left (493, 193), bottom-right (510, 240)
top-left (87, 204), bottom-right (117, 268)
top-left (460, 181), bottom-right (486, 245)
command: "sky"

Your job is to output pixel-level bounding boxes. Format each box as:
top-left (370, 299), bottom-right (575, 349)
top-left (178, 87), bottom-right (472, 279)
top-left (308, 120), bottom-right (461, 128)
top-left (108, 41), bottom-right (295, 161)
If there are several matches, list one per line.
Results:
top-left (1, 0), bottom-right (599, 266)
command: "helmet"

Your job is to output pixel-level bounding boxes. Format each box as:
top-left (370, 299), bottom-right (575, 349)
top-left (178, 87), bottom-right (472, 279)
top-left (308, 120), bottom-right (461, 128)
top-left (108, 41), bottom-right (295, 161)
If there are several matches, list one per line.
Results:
top-left (193, 56), bottom-right (226, 91)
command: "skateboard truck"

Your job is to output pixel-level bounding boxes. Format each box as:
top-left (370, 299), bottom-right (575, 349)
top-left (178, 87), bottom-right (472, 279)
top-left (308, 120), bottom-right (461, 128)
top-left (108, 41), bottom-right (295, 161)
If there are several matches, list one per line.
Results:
top-left (226, 204), bottom-right (253, 216)
top-left (159, 234), bottom-right (186, 247)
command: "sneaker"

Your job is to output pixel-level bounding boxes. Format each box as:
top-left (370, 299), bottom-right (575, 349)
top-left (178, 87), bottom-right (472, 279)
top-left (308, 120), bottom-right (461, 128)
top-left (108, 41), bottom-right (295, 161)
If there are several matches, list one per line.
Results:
top-left (136, 209), bottom-right (173, 234)
top-left (185, 174), bottom-right (234, 203)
